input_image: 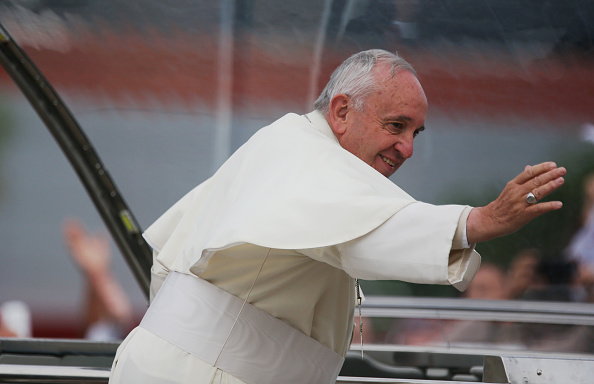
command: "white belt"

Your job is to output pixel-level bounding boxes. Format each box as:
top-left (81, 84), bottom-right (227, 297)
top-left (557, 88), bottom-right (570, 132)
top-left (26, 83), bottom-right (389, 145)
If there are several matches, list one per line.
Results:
top-left (140, 272), bottom-right (344, 384)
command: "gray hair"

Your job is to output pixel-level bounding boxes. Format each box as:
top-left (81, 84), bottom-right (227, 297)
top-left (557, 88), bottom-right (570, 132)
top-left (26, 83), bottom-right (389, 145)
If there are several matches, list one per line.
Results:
top-left (314, 49), bottom-right (417, 115)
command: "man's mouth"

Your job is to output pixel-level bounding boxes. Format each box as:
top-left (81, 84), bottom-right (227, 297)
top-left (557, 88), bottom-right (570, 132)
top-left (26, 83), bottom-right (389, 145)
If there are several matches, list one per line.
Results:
top-left (380, 155), bottom-right (395, 168)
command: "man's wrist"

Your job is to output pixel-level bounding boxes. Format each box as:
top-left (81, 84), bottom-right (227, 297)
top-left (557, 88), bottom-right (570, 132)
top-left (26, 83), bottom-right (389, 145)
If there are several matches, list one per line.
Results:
top-left (466, 206), bottom-right (496, 244)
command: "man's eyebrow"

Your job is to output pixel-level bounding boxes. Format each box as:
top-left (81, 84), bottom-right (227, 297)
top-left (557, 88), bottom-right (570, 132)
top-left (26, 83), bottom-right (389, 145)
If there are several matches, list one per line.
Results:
top-left (385, 115), bottom-right (412, 122)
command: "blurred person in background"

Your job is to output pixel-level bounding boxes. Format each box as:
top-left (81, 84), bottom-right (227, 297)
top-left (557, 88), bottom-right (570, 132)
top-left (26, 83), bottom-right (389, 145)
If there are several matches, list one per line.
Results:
top-left (63, 218), bottom-right (134, 341)
top-left (442, 263), bottom-right (518, 347)
top-left (463, 262), bottom-right (507, 300)
top-left (384, 264), bottom-right (511, 347)
top-left (517, 258), bottom-right (593, 353)
top-left (566, 172), bottom-right (594, 302)
top-left (520, 259), bottom-right (580, 302)
top-left (506, 247), bottom-right (582, 303)
top-left (504, 246), bottom-right (592, 352)
top-left (505, 248), bottom-right (544, 300)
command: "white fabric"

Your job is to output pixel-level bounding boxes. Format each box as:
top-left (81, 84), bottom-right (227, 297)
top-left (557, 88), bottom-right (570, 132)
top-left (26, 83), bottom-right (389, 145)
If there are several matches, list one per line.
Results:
top-left (139, 272), bottom-right (343, 384)
top-left (194, 245), bottom-right (357, 356)
top-left (130, 110), bottom-right (482, 382)
top-left (109, 327), bottom-right (247, 384)
top-left (461, 222), bottom-right (470, 249)
top-left (336, 202), bottom-right (479, 290)
top-left (143, 111), bottom-right (416, 276)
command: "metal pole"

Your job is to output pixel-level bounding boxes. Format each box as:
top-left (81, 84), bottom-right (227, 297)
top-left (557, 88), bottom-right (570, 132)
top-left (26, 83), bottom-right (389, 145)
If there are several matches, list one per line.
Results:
top-left (0, 23), bottom-right (152, 300)
top-left (213, 0), bottom-right (235, 171)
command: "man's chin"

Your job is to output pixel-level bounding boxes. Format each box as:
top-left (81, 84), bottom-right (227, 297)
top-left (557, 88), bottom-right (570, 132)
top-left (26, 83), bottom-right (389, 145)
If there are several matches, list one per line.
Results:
top-left (387, 163), bottom-right (405, 178)
top-left (375, 166), bottom-right (397, 178)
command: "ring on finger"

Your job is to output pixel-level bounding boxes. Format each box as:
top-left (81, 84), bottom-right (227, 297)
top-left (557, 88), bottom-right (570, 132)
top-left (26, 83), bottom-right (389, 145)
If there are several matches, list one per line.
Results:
top-left (526, 192), bottom-right (537, 204)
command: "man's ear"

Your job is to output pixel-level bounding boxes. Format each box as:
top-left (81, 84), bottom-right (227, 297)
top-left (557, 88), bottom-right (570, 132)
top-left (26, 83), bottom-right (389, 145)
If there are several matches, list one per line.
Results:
top-left (328, 94), bottom-right (350, 135)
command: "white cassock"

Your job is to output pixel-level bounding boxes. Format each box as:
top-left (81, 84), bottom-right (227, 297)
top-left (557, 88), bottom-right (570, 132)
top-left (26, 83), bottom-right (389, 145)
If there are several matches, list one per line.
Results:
top-left (108, 111), bottom-right (480, 384)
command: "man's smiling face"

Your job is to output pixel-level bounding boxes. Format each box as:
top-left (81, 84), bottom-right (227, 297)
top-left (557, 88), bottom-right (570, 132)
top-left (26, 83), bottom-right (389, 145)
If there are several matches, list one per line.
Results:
top-left (334, 65), bottom-right (428, 178)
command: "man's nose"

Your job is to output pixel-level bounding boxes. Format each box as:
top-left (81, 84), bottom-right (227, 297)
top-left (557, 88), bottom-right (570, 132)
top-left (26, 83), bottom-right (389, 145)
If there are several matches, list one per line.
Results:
top-left (395, 135), bottom-right (414, 159)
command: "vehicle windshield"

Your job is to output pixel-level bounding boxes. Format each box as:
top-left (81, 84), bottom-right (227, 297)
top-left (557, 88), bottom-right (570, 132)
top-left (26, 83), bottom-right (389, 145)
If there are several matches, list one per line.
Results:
top-left (0, 0), bottom-right (593, 359)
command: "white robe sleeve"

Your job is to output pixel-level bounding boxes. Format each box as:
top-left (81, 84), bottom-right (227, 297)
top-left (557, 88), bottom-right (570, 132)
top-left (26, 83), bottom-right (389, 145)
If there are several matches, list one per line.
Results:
top-left (336, 202), bottom-right (480, 291)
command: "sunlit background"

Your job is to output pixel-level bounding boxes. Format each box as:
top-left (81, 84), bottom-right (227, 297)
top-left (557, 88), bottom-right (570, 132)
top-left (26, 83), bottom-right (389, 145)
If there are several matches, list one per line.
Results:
top-left (0, 0), bottom-right (593, 340)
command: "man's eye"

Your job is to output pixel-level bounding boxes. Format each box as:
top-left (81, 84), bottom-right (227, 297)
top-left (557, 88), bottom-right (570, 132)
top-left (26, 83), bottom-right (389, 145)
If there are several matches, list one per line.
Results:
top-left (386, 123), bottom-right (403, 133)
top-left (413, 129), bottom-right (421, 138)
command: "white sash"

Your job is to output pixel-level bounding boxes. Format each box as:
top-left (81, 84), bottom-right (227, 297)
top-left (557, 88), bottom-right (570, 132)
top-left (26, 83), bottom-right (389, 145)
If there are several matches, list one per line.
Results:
top-left (140, 272), bottom-right (344, 384)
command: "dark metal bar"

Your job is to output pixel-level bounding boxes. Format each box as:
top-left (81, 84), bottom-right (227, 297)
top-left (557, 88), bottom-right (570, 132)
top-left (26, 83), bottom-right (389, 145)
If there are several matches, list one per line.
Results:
top-left (0, 23), bottom-right (151, 299)
top-left (0, 365), bottom-right (490, 384)
top-left (0, 365), bottom-right (110, 383)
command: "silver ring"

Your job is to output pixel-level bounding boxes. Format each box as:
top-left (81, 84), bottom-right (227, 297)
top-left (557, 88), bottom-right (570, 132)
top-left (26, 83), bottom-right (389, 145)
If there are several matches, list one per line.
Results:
top-left (526, 192), bottom-right (537, 204)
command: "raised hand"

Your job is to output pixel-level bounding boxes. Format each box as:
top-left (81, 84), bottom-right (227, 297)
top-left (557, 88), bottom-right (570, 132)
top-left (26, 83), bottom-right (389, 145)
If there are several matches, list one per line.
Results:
top-left (466, 162), bottom-right (566, 244)
top-left (63, 219), bottom-right (133, 325)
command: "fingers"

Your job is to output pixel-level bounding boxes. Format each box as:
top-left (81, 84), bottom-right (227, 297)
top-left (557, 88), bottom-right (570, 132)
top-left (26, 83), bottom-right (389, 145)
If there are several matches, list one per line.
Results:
top-left (525, 200), bottom-right (563, 219)
top-left (513, 162), bottom-right (550, 184)
top-left (514, 162), bottom-right (566, 202)
top-left (514, 162), bottom-right (560, 185)
top-left (531, 175), bottom-right (565, 202)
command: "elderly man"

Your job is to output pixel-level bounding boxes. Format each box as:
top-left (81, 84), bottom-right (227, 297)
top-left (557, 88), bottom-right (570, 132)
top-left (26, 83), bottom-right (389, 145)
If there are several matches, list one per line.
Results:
top-left (108, 49), bottom-right (565, 384)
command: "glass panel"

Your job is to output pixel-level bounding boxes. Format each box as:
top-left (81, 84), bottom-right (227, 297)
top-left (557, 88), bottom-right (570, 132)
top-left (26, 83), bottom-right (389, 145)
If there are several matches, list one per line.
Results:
top-left (363, 317), bottom-right (594, 355)
top-left (0, 1), bottom-right (592, 352)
